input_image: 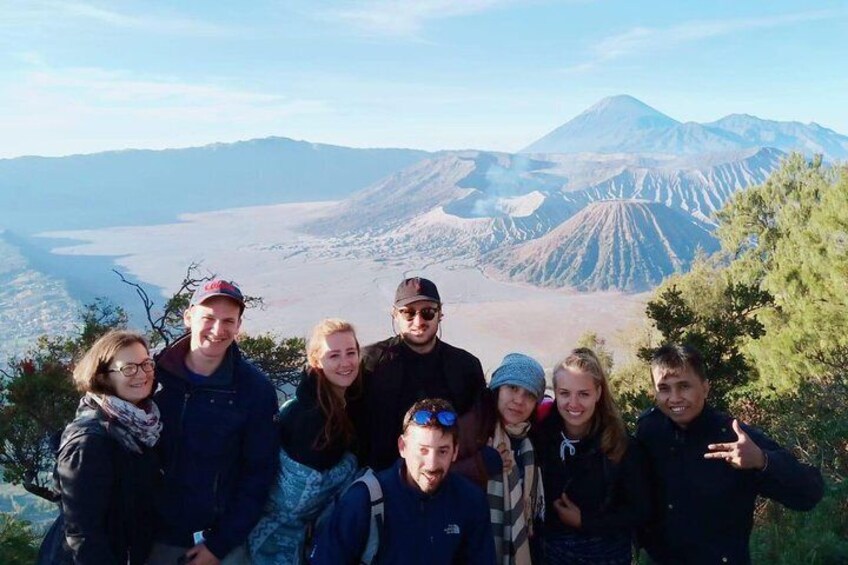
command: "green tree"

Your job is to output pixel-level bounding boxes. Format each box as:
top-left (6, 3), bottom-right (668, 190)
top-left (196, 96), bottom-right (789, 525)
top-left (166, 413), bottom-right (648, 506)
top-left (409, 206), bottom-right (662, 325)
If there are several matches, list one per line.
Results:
top-left (715, 153), bottom-right (831, 282)
top-left (0, 514), bottom-right (39, 564)
top-left (735, 163), bottom-right (847, 392)
top-left (576, 331), bottom-right (614, 374)
top-left (638, 262), bottom-right (772, 408)
top-left (238, 333), bottom-right (306, 398)
top-left (0, 299), bottom-right (124, 500)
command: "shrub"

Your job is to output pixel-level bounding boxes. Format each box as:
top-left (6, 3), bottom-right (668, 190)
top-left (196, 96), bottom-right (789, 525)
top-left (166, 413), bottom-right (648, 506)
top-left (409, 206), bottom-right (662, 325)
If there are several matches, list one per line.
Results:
top-left (0, 514), bottom-right (39, 564)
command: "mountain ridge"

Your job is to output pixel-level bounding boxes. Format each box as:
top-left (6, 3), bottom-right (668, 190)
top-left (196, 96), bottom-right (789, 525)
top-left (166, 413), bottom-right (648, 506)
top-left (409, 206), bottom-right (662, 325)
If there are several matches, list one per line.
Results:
top-left (0, 137), bottom-right (432, 234)
top-left (522, 95), bottom-right (848, 160)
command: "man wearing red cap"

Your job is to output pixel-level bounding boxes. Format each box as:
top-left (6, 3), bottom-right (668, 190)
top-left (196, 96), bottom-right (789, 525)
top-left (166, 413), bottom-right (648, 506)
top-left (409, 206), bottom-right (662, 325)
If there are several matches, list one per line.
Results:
top-left (149, 279), bottom-right (278, 565)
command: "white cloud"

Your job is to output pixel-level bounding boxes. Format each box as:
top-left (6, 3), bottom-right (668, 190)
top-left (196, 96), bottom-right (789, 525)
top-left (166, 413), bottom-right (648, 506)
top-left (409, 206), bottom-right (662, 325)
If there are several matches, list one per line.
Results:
top-left (317, 0), bottom-right (523, 37)
top-left (0, 0), bottom-right (236, 37)
top-left (568, 9), bottom-right (845, 72)
top-left (13, 51), bottom-right (48, 66)
top-left (0, 67), bottom-right (330, 157)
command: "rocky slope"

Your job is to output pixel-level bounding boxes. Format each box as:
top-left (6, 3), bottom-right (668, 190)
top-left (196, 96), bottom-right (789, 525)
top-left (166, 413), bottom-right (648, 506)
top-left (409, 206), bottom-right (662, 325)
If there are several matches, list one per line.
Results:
top-left (487, 200), bottom-right (719, 291)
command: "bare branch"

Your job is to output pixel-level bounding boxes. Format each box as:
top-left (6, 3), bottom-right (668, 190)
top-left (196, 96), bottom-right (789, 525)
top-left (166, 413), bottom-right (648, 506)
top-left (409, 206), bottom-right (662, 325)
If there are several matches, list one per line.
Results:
top-left (113, 263), bottom-right (215, 348)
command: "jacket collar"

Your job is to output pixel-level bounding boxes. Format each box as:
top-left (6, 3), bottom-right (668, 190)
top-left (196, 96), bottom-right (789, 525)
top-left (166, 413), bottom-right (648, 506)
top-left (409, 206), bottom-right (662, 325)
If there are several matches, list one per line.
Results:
top-left (157, 332), bottom-right (239, 387)
top-left (295, 369), bottom-right (319, 402)
top-left (662, 404), bottom-right (718, 436)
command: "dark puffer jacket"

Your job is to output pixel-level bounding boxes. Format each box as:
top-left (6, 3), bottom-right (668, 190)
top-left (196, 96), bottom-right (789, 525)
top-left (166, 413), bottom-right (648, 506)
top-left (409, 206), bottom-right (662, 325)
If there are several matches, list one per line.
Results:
top-left (38, 398), bottom-right (159, 565)
top-left (154, 334), bottom-right (279, 559)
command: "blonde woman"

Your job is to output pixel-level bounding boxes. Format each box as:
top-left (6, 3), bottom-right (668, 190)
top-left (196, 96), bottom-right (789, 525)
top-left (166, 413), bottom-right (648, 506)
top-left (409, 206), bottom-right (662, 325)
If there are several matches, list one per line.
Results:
top-left (249, 319), bottom-right (364, 564)
top-left (536, 348), bottom-right (650, 564)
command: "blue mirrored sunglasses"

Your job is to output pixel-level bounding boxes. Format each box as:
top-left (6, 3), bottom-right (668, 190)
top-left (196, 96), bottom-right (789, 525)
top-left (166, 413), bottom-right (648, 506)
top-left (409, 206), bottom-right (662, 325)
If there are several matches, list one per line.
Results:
top-left (412, 409), bottom-right (457, 427)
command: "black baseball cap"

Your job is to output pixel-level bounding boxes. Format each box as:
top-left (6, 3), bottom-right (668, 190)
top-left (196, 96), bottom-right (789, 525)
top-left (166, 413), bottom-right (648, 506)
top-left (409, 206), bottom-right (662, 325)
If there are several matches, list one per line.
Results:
top-left (394, 277), bottom-right (441, 307)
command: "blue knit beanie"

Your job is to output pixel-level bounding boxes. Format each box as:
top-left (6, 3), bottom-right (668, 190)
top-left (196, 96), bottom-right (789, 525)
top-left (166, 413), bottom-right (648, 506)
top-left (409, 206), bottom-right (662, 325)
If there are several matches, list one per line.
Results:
top-left (488, 353), bottom-right (546, 400)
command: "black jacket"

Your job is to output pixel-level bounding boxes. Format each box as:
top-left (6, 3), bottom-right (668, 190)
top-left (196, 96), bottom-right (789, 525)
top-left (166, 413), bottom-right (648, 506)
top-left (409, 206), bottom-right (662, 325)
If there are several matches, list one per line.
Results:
top-left (38, 399), bottom-right (159, 565)
top-left (536, 411), bottom-right (650, 541)
top-left (154, 335), bottom-right (279, 558)
top-left (636, 405), bottom-right (824, 564)
top-left (279, 369), bottom-right (362, 471)
top-left (359, 337), bottom-right (486, 472)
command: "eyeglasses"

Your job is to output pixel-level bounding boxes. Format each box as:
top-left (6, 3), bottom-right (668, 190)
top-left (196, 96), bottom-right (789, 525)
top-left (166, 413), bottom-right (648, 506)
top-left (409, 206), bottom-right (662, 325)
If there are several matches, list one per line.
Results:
top-left (396, 307), bottom-right (439, 321)
top-left (108, 359), bottom-right (155, 377)
top-left (412, 409), bottom-right (457, 427)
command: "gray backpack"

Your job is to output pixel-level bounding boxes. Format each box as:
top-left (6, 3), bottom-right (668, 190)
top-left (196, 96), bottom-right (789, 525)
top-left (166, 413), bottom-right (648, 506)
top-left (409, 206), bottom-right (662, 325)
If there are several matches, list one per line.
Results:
top-left (309, 467), bottom-right (385, 564)
top-left (351, 468), bottom-right (385, 564)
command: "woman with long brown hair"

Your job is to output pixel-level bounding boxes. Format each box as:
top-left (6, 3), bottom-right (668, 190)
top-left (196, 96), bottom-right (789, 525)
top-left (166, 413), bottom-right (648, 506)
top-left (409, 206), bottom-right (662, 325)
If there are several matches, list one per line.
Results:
top-left (249, 318), bottom-right (364, 564)
top-left (536, 347), bottom-right (650, 564)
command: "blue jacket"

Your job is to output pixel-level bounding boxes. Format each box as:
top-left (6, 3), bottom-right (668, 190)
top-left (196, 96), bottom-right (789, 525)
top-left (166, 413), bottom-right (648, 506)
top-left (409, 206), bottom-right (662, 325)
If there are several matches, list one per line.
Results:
top-left (636, 406), bottom-right (823, 564)
top-left (154, 334), bottom-right (279, 559)
top-left (249, 371), bottom-right (360, 564)
top-left (311, 460), bottom-right (496, 565)
top-left (249, 447), bottom-right (357, 564)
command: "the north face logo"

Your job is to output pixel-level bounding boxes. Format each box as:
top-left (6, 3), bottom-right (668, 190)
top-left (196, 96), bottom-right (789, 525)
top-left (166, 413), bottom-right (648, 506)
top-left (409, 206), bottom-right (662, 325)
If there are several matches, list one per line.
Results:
top-left (444, 524), bottom-right (460, 535)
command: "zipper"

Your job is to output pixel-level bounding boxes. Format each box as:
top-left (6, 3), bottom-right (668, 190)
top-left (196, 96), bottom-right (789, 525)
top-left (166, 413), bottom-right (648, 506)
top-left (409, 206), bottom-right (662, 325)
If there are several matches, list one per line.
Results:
top-left (166, 387), bottom-right (192, 472)
top-left (213, 471), bottom-right (221, 517)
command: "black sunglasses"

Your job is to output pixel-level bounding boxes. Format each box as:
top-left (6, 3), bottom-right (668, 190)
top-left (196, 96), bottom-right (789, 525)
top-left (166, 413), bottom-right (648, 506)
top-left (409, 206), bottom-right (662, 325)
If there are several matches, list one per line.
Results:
top-left (396, 306), bottom-right (439, 321)
top-left (412, 409), bottom-right (457, 427)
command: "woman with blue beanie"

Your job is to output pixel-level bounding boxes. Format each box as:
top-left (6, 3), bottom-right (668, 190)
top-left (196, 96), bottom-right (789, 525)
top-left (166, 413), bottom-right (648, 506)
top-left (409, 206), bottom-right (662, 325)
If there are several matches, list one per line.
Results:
top-left (486, 353), bottom-right (547, 565)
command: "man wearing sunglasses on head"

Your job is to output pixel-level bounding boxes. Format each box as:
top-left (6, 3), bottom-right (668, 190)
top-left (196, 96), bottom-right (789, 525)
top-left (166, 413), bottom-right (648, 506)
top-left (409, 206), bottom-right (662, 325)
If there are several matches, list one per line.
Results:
top-left (311, 399), bottom-right (496, 564)
top-left (357, 277), bottom-right (497, 484)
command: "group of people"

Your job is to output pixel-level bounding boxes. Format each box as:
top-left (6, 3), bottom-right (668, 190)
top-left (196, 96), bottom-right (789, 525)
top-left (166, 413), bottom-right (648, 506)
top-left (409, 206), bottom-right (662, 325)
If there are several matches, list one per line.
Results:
top-left (38, 276), bottom-right (824, 565)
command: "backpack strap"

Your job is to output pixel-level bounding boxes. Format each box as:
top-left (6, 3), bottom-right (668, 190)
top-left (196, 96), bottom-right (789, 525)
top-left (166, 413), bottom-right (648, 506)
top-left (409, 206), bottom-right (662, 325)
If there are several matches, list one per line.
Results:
top-left (350, 468), bottom-right (385, 565)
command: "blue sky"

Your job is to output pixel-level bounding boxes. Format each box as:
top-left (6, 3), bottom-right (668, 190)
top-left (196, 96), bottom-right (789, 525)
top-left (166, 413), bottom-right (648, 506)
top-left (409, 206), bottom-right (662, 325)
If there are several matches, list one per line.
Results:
top-left (1, 0), bottom-right (846, 158)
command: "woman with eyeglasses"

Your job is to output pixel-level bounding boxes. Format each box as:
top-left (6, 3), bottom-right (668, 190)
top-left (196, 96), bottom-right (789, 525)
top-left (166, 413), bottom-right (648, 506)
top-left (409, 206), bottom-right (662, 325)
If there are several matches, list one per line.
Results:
top-left (484, 353), bottom-right (547, 565)
top-left (535, 348), bottom-right (650, 564)
top-left (38, 330), bottom-right (161, 565)
top-left (249, 318), bottom-right (364, 564)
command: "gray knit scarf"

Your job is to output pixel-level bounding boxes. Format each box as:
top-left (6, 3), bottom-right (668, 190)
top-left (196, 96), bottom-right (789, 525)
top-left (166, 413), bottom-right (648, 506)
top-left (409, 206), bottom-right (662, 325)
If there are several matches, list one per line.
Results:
top-left (85, 392), bottom-right (162, 453)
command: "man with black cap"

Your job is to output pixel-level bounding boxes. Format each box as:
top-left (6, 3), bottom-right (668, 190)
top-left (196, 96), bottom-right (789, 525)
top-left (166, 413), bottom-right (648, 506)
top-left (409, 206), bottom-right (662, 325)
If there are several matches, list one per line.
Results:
top-left (358, 277), bottom-right (494, 483)
top-left (149, 279), bottom-right (278, 565)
